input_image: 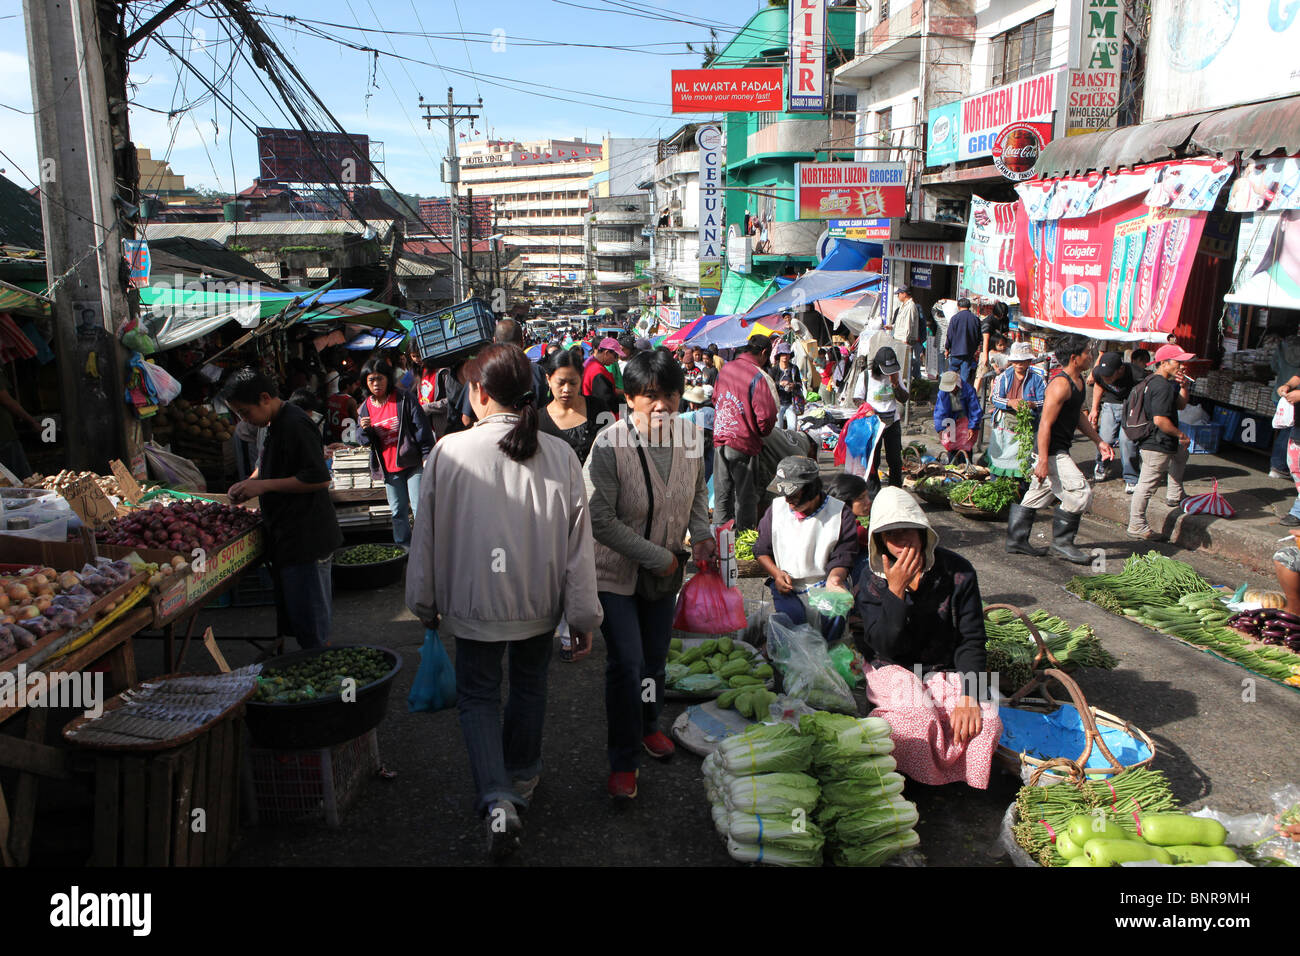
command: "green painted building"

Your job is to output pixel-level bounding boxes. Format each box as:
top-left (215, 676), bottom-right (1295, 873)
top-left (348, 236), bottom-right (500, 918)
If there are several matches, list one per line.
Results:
top-left (713, 3), bottom-right (857, 281)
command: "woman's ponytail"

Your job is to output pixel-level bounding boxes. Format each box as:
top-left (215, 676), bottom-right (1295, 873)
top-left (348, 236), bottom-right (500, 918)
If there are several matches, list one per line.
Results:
top-left (501, 390), bottom-right (540, 462)
top-left (466, 343), bottom-right (541, 462)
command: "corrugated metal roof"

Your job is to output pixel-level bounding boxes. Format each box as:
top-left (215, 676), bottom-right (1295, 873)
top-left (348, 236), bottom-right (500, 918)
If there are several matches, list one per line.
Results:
top-left (395, 256), bottom-right (443, 277)
top-left (1034, 113), bottom-right (1205, 178)
top-left (142, 219), bottom-right (394, 242)
top-left (1036, 94), bottom-right (1300, 179)
top-left (1189, 95), bottom-right (1300, 157)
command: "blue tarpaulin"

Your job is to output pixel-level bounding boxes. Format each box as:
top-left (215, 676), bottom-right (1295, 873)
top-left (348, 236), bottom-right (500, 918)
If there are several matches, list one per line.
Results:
top-left (816, 238), bottom-right (883, 272)
top-left (347, 328), bottom-right (406, 350)
top-left (738, 270), bottom-right (881, 323)
top-left (997, 703), bottom-right (1153, 771)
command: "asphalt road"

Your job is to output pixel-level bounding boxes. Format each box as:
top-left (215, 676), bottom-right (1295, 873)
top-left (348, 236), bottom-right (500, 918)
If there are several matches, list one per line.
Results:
top-left (37, 497), bottom-right (1293, 868)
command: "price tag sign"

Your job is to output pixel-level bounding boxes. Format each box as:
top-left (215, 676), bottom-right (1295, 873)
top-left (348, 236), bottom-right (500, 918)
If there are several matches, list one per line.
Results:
top-left (109, 460), bottom-right (144, 505)
top-left (64, 475), bottom-right (118, 528)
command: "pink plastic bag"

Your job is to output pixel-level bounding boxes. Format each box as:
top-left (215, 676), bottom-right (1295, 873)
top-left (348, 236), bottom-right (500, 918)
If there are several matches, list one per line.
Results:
top-left (939, 417), bottom-right (976, 453)
top-left (673, 565), bottom-right (746, 634)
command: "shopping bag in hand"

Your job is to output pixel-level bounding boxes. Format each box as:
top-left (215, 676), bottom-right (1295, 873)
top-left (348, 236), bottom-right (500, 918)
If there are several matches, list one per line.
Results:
top-left (408, 628), bottom-right (457, 712)
top-left (940, 417), bottom-right (976, 453)
top-left (673, 565), bottom-right (746, 634)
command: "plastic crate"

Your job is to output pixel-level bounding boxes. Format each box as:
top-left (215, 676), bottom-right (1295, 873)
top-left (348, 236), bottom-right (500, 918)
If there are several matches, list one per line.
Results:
top-left (242, 728), bottom-right (380, 827)
top-left (232, 565), bottom-right (276, 607)
top-left (1180, 422), bottom-right (1222, 454)
top-left (409, 298), bottom-right (495, 365)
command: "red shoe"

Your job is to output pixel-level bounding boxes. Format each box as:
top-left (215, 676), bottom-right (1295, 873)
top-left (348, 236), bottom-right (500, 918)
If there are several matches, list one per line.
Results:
top-left (607, 770), bottom-right (638, 800)
top-left (642, 731), bottom-right (676, 760)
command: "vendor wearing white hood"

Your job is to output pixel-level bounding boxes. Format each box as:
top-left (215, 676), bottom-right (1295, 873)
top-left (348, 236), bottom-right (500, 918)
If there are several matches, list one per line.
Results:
top-left (856, 488), bottom-right (995, 758)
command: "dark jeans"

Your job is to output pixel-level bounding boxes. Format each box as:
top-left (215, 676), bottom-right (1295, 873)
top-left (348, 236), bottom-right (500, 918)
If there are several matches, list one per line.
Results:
top-left (867, 418), bottom-right (903, 496)
top-left (272, 557), bottom-right (333, 648)
top-left (949, 354), bottom-right (976, 385)
top-left (598, 590), bottom-right (676, 772)
top-left (454, 632), bottom-right (552, 815)
top-left (1272, 430), bottom-right (1291, 474)
top-left (765, 580), bottom-right (846, 643)
top-left (714, 444), bottom-right (759, 531)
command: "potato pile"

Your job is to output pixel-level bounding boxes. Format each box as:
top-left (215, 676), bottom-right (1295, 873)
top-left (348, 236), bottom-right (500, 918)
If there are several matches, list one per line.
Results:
top-left (155, 399), bottom-right (235, 444)
top-left (23, 470), bottom-right (122, 498)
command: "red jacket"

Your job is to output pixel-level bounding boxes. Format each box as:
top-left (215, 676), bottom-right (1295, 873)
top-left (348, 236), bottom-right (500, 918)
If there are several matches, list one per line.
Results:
top-left (713, 352), bottom-right (778, 457)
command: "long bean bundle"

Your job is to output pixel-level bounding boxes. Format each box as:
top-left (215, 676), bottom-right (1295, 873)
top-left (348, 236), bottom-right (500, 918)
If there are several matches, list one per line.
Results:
top-left (1122, 597), bottom-right (1300, 684)
top-left (1012, 769), bottom-right (1179, 866)
top-left (985, 608), bottom-right (1118, 692)
top-left (1066, 551), bottom-right (1213, 613)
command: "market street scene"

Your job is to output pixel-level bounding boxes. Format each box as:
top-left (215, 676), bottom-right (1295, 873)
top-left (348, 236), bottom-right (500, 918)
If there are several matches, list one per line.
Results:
top-left (1, 0), bottom-right (1299, 897)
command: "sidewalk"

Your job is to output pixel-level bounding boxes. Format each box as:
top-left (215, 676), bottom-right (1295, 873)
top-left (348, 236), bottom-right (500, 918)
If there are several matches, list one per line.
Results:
top-left (895, 406), bottom-right (1295, 576)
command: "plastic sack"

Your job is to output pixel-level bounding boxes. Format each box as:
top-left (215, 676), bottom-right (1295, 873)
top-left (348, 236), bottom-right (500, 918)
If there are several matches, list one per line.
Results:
top-left (143, 442), bottom-right (207, 492)
top-left (829, 643), bottom-right (860, 688)
top-left (408, 628), bottom-right (457, 713)
top-left (1273, 396), bottom-right (1295, 429)
top-left (765, 612), bottom-right (858, 714)
top-left (673, 565), bottom-right (746, 634)
top-left (139, 358), bottom-right (182, 404)
top-left (807, 586), bottom-right (853, 620)
top-left (940, 417), bottom-right (976, 453)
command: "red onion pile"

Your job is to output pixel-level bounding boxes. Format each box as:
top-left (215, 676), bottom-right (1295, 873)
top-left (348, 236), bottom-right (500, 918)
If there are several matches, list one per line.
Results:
top-left (95, 501), bottom-right (259, 553)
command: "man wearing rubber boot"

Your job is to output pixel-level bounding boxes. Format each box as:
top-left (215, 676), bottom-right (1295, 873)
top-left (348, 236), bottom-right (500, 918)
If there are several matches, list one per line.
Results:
top-left (1007, 334), bottom-right (1113, 562)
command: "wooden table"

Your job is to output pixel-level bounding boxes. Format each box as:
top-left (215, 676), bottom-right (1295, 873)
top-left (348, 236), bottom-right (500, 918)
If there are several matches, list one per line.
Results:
top-left (0, 605), bottom-right (151, 866)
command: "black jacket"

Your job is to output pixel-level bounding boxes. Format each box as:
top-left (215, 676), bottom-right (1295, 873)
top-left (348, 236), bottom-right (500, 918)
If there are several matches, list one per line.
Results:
top-left (855, 546), bottom-right (989, 691)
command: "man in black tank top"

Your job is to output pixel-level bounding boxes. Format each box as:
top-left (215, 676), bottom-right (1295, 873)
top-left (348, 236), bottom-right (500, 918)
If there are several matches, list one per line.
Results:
top-left (1007, 334), bottom-right (1114, 563)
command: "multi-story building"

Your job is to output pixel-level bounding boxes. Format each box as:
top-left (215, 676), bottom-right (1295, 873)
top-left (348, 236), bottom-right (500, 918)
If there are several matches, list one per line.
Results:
top-left (641, 124), bottom-right (704, 320)
top-left (587, 137), bottom-right (656, 311)
top-left (717, 4), bottom-right (859, 284)
top-left (456, 138), bottom-right (601, 300)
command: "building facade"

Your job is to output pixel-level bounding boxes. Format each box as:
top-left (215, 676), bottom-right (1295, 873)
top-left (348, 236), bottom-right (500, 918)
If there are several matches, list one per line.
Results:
top-left (456, 138), bottom-right (602, 299)
top-left (587, 137), bottom-right (656, 311)
top-left (641, 124), bottom-right (704, 321)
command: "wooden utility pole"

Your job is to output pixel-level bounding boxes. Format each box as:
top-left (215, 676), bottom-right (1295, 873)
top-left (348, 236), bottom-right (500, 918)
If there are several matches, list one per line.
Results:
top-left (23, 0), bottom-right (136, 471)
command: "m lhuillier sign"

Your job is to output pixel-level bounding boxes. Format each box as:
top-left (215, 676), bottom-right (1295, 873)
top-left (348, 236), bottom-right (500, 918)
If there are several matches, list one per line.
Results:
top-left (1067, 0), bottom-right (1123, 135)
top-left (671, 68), bottom-right (783, 112)
top-left (787, 0), bottom-right (828, 113)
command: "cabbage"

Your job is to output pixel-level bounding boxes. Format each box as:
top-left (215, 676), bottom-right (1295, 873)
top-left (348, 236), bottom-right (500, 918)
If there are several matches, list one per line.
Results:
top-left (715, 722), bottom-right (813, 775)
top-left (726, 837), bottom-right (823, 867)
top-left (723, 772), bottom-right (821, 815)
top-left (818, 773), bottom-right (906, 808)
top-left (727, 812), bottom-right (826, 852)
top-left (833, 799), bottom-right (919, 846)
top-left (831, 829), bottom-right (919, 867)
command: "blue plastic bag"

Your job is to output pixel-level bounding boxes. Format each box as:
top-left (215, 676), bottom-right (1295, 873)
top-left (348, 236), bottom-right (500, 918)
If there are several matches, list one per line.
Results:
top-left (408, 628), bottom-right (457, 712)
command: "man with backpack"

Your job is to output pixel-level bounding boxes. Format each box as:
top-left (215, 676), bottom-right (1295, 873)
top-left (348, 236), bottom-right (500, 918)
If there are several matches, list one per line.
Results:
top-left (1006, 334), bottom-right (1114, 563)
top-left (1126, 344), bottom-right (1195, 540)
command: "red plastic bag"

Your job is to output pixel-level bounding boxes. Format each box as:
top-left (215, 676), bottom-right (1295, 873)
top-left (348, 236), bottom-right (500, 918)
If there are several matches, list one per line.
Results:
top-left (939, 417), bottom-right (976, 453)
top-left (673, 565), bottom-right (746, 634)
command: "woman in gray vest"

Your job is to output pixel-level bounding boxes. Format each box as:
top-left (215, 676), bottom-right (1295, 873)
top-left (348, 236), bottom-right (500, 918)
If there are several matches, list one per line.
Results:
top-left (586, 349), bottom-right (715, 802)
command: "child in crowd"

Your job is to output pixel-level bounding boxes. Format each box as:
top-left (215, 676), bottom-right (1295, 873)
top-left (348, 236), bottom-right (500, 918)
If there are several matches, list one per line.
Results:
top-left (225, 367), bottom-right (343, 649)
top-left (829, 473), bottom-right (872, 590)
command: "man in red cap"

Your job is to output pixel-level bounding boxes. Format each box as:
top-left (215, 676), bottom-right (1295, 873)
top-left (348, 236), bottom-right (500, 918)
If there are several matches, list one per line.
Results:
top-left (1126, 343), bottom-right (1195, 540)
top-left (583, 337), bottom-right (625, 410)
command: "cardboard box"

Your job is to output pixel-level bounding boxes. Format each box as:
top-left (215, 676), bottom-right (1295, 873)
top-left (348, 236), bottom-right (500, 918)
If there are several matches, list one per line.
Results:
top-left (0, 533), bottom-right (95, 571)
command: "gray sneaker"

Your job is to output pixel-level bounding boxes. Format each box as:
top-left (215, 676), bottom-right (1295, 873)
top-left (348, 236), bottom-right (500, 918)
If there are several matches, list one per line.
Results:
top-left (486, 800), bottom-right (523, 861)
top-left (513, 775), bottom-right (540, 803)
top-left (1125, 483), bottom-right (1136, 494)
top-left (1094, 466), bottom-right (1107, 481)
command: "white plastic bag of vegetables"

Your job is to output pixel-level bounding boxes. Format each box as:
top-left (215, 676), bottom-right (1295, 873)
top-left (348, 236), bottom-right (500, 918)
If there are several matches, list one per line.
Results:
top-left (766, 613), bottom-right (857, 714)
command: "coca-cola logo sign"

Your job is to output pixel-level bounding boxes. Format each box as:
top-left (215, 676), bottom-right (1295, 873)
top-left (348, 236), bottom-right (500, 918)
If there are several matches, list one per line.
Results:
top-left (992, 122), bottom-right (1049, 181)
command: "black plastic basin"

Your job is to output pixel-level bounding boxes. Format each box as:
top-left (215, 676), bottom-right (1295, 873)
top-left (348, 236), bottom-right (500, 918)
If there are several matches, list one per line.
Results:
top-left (245, 644), bottom-right (403, 750)
top-left (332, 544), bottom-right (409, 590)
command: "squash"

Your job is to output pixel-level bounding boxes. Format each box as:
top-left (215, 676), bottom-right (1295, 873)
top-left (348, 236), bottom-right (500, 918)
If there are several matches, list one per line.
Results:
top-left (1244, 588), bottom-right (1286, 609)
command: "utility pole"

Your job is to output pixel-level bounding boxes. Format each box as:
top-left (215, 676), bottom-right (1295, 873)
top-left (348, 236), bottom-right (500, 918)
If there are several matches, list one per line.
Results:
top-left (465, 187), bottom-right (475, 298)
top-left (419, 89), bottom-right (481, 303)
top-left (23, 0), bottom-right (136, 472)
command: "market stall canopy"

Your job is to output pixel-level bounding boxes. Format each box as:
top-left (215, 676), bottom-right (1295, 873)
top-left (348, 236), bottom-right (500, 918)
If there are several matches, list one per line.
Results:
top-left (137, 285), bottom-right (374, 349)
top-left (687, 313), bottom-right (787, 349)
top-left (662, 313), bottom-right (712, 349)
top-left (816, 238), bottom-right (882, 272)
top-left (817, 291), bottom-right (881, 335)
top-left (1035, 92), bottom-right (1300, 179)
top-left (294, 298), bottom-right (401, 331)
top-left (717, 271), bottom-right (775, 316)
top-left (0, 278), bottom-right (51, 317)
top-left (738, 270), bottom-right (881, 324)
top-left (346, 328), bottom-right (407, 350)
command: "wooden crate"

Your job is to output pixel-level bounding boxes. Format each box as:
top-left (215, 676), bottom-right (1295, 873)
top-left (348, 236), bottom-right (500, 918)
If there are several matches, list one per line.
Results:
top-left (89, 713), bottom-right (245, 866)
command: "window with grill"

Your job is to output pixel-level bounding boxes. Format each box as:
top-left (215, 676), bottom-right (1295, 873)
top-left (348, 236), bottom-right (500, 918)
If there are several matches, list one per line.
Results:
top-left (878, 1), bottom-right (889, 24)
top-left (990, 12), bottom-right (1054, 87)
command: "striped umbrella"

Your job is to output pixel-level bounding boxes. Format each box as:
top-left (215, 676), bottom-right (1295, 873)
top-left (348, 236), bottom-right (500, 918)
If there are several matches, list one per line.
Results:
top-left (1182, 481), bottom-right (1234, 518)
top-left (525, 343), bottom-right (545, 361)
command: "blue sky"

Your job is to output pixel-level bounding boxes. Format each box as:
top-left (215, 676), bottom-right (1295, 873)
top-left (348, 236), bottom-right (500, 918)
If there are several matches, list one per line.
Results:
top-left (0, 0), bottom-right (768, 198)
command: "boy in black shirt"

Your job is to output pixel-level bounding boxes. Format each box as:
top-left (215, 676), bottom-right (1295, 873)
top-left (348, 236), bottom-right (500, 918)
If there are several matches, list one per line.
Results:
top-left (224, 368), bottom-right (343, 648)
top-left (1126, 345), bottom-right (1193, 540)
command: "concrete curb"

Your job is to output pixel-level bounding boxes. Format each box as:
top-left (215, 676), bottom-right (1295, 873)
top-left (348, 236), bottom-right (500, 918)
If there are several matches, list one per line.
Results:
top-left (1086, 481), bottom-right (1276, 576)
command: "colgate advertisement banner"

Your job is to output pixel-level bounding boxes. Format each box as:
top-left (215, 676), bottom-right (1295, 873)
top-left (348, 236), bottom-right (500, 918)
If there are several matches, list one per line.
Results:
top-left (964, 197), bottom-right (1018, 303)
top-left (1014, 193), bottom-right (1207, 341)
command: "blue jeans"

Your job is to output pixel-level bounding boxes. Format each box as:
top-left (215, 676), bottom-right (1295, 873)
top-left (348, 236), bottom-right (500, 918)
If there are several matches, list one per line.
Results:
top-left (273, 557), bottom-right (333, 648)
top-left (949, 355), bottom-right (975, 385)
top-left (454, 632), bottom-right (552, 815)
top-left (1272, 429), bottom-right (1291, 474)
top-left (765, 580), bottom-right (847, 644)
top-left (598, 590), bottom-right (676, 772)
top-left (1095, 403), bottom-right (1139, 485)
top-left (383, 467), bottom-right (421, 545)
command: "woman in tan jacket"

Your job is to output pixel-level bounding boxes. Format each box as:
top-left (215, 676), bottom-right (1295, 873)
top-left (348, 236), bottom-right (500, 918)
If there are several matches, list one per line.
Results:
top-left (406, 344), bottom-right (602, 861)
top-left (585, 349), bottom-right (715, 801)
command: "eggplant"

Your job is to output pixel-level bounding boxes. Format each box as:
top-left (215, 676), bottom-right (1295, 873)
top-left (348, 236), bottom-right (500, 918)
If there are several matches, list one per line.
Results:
top-left (10, 623), bottom-right (37, 646)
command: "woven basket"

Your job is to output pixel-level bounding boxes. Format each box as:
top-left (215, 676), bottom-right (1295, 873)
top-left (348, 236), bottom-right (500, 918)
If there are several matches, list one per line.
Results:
top-left (950, 498), bottom-right (1009, 520)
top-left (914, 481), bottom-right (953, 507)
top-left (735, 558), bottom-right (766, 578)
top-left (984, 604), bottom-right (1157, 785)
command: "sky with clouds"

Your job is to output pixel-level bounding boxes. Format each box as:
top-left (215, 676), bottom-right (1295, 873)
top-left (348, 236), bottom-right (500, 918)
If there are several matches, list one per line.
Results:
top-left (0, 0), bottom-right (769, 198)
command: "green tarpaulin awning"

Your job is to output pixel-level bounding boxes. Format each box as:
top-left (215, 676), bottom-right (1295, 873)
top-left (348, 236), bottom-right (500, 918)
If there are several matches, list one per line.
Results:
top-left (717, 272), bottom-right (775, 317)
